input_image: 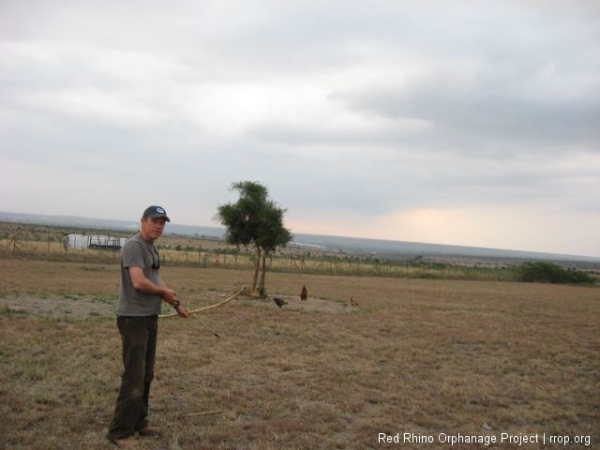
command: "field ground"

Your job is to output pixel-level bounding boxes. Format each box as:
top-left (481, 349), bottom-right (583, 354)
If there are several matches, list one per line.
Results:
top-left (0, 259), bottom-right (598, 449)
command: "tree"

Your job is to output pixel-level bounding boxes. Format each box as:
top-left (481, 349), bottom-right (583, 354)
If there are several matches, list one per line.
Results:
top-left (215, 181), bottom-right (292, 294)
top-left (255, 200), bottom-right (292, 295)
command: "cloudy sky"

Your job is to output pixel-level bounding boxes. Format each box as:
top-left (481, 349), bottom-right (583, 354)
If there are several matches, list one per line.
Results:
top-left (1, 1), bottom-right (599, 257)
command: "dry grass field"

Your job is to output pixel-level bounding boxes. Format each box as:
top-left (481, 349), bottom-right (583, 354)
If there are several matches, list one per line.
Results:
top-left (0, 258), bottom-right (598, 449)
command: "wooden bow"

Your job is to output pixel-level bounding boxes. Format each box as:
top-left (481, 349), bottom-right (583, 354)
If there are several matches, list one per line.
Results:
top-left (159, 286), bottom-right (246, 318)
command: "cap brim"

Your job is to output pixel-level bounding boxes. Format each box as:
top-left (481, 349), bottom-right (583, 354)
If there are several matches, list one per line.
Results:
top-left (148, 214), bottom-right (170, 222)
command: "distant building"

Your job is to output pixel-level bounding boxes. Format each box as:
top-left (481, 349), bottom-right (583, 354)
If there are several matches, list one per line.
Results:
top-left (65, 234), bottom-right (127, 250)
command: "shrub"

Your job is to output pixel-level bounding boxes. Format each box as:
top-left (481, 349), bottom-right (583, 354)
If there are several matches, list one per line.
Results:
top-left (515, 262), bottom-right (594, 284)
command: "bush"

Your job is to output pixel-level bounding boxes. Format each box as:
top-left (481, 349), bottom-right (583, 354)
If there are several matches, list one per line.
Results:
top-left (515, 262), bottom-right (594, 284)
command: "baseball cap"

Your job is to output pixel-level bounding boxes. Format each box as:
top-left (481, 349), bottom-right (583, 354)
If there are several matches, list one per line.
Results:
top-left (143, 205), bottom-right (171, 222)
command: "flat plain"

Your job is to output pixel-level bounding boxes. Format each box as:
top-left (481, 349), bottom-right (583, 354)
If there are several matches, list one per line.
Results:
top-left (0, 258), bottom-right (598, 449)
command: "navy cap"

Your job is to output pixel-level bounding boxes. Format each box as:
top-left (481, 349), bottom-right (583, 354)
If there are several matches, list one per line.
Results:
top-left (143, 205), bottom-right (170, 222)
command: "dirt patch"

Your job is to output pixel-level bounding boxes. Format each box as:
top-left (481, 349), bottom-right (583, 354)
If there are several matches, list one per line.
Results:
top-left (257, 294), bottom-right (353, 314)
top-left (0, 291), bottom-right (352, 319)
top-left (198, 290), bottom-right (354, 314)
top-left (0, 294), bottom-right (117, 319)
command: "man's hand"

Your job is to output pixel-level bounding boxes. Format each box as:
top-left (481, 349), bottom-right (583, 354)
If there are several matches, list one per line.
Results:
top-left (176, 304), bottom-right (190, 318)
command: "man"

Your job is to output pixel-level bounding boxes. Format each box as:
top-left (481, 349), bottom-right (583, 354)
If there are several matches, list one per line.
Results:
top-left (107, 205), bottom-right (190, 448)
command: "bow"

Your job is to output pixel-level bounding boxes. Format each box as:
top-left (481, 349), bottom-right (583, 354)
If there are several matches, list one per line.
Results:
top-left (159, 285), bottom-right (246, 318)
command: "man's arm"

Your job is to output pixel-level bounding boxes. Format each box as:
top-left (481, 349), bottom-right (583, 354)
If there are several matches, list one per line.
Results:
top-left (128, 266), bottom-right (190, 317)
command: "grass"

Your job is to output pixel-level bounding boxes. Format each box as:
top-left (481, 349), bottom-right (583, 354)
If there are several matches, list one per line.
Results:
top-left (0, 259), bottom-right (598, 449)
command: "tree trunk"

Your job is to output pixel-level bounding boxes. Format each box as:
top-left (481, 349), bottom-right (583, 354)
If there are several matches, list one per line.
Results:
top-left (258, 251), bottom-right (268, 296)
top-left (252, 247), bottom-right (261, 291)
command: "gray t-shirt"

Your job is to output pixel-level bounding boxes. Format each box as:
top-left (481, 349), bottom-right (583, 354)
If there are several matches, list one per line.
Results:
top-left (116, 233), bottom-right (163, 316)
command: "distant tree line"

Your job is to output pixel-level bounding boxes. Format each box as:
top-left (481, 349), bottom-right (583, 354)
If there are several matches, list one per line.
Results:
top-left (515, 262), bottom-right (595, 284)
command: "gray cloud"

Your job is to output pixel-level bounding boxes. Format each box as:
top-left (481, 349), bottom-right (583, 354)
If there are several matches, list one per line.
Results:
top-left (339, 69), bottom-right (600, 150)
top-left (1, 0), bottom-right (599, 256)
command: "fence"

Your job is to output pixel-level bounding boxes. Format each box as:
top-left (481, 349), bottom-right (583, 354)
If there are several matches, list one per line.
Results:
top-left (3, 237), bottom-right (594, 283)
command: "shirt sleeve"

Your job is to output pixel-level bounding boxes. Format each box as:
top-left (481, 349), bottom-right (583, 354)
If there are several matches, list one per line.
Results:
top-left (121, 240), bottom-right (146, 270)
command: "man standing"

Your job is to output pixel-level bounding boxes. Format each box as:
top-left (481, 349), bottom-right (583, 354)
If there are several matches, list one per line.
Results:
top-left (108, 205), bottom-right (190, 447)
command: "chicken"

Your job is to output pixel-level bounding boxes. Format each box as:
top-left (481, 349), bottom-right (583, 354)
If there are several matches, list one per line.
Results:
top-left (300, 285), bottom-right (308, 301)
top-left (273, 297), bottom-right (287, 307)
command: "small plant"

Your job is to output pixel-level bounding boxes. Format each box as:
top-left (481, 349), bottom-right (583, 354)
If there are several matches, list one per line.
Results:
top-left (0, 306), bottom-right (27, 317)
top-left (515, 262), bottom-right (595, 284)
top-left (92, 294), bottom-right (118, 304)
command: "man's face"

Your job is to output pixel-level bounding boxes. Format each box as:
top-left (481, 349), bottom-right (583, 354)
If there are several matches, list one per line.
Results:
top-left (141, 216), bottom-right (167, 242)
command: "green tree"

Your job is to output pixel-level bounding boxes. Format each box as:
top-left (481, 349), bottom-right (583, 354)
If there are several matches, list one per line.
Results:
top-left (216, 181), bottom-right (292, 294)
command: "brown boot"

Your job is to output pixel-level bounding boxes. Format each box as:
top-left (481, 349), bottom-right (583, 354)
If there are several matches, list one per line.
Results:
top-left (138, 426), bottom-right (162, 437)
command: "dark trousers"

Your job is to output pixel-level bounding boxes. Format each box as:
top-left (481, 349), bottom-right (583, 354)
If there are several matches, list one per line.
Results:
top-left (108, 316), bottom-right (158, 441)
